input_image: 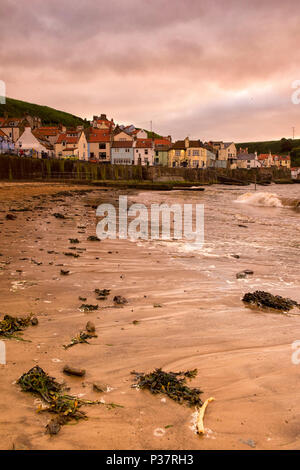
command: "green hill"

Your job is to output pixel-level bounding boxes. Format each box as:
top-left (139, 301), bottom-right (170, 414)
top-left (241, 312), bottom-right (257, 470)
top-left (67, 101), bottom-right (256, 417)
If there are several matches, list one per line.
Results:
top-left (237, 138), bottom-right (300, 167)
top-left (0, 97), bottom-right (88, 128)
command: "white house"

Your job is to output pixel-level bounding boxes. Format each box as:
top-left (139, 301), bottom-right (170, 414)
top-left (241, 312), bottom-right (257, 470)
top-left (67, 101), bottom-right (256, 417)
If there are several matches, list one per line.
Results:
top-left (16, 126), bottom-right (51, 158)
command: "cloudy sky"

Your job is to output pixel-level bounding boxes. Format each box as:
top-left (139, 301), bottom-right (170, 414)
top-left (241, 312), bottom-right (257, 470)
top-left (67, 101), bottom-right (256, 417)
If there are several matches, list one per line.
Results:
top-left (1, 0), bottom-right (300, 141)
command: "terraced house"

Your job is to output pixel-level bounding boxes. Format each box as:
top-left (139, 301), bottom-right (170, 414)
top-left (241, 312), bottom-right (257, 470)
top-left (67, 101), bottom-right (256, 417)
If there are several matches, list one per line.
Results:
top-left (168, 137), bottom-right (207, 168)
top-left (54, 130), bottom-right (88, 160)
top-left (87, 128), bottom-right (111, 162)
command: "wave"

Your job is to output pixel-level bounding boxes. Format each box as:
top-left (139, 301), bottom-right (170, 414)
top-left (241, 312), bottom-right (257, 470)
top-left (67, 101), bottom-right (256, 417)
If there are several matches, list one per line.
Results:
top-left (235, 192), bottom-right (300, 208)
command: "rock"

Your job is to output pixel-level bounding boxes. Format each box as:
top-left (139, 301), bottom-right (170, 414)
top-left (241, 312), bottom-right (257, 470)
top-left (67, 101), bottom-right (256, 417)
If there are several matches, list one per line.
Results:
top-left (236, 272), bottom-right (247, 279)
top-left (86, 321), bottom-right (96, 333)
top-left (243, 290), bottom-right (299, 311)
top-left (153, 303), bottom-right (162, 308)
top-left (6, 213), bottom-right (17, 220)
top-left (87, 235), bottom-right (99, 241)
top-left (231, 254), bottom-right (240, 259)
top-left (53, 213), bottom-right (66, 219)
top-left (63, 365), bottom-right (86, 377)
top-left (113, 295), bottom-right (128, 305)
top-left (93, 382), bottom-right (107, 393)
top-left (243, 269), bottom-right (254, 275)
top-left (46, 418), bottom-right (61, 435)
top-left (31, 317), bottom-right (39, 326)
top-left (60, 269), bottom-right (69, 275)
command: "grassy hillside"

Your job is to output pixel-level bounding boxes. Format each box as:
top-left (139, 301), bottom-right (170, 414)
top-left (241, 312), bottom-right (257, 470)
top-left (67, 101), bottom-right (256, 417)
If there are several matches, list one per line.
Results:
top-left (0, 97), bottom-right (88, 128)
top-left (237, 138), bottom-right (300, 167)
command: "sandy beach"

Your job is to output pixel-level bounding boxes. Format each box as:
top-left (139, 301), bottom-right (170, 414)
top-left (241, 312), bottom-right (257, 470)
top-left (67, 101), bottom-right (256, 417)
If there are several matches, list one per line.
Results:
top-left (0, 181), bottom-right (299, 450)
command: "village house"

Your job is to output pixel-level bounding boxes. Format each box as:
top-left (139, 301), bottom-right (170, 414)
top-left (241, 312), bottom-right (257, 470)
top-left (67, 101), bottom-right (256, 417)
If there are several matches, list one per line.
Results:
top-left (37, 126), bottom-right (65, 145)
top-left (236, 151), bottom-right (260, 169)
top-left (54, 130), bottom-right (88, 160)
top-left (273, 154), bottom-right (291, 169)
top-left (134, 138), bottom-right (154, 165)
top-left (208, 141), bottom-right (237, 168)
top-left (258, 152), bottom-right (274, 167)
top-left (154, 137), bottom-right (172, 166)
top-left (87, 128), bottom-right (111, 162)
top-left (16, 125), bottom-right (54, 158)
top-left (168, 137), bottom-right (207, 168)
top-left (91, 114), bottom-right (115, 131)
top-left (291, 167), bottom-right (300, 179)
top-left (111, 141), bottom-right (134, 165)
top-left (113, 127), bottom-right (133, 142)
top-left (0, 117), bottom-right (24, 142)
top-left (168, 140), bottom-right (186, 167)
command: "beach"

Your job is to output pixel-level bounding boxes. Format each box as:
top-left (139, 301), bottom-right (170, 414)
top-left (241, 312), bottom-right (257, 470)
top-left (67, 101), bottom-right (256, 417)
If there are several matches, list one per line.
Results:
top-left (0, 181), bottom-right (299, 450)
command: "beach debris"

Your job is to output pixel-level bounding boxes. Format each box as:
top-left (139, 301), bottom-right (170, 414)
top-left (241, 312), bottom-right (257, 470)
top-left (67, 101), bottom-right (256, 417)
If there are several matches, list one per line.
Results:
top-left (231, 254), bottom-right (240, 259)
top-left (132, 320), bottom-right (139, 325)
top-left (131, 368), bottom-right (203, 407)
top-left (63, 330), bottom-right (97, 349)
top-left (113, 295), bottom-right (128, 305)
top-left (6, 213), bottom-right (17, 220)
top-left (79, 304), bottom-right (98, 312)
top-left (93, 382), bottom-right (108, 393)
top-left (95, 288), bottom-right (110, 300)
top-left (64, 252), bottom-right (79, 258)
top-left (0, 314), bottom-right (37, 340)
top-left (87, 235), bottom-right (99, 241)
top-left (236, 269), bottom-right (254, 279)
top-left (79, 296), bottom-right (87, 301)
top-left (63, 365), bottom-right (86, 377)
top-left (153, 303), bottom-right (162, 308)
top-left (17, 366), bottom-right (105, 434)
top-left (69, 238), bottom-right (79, 244)
top-left (60, 269), bottom-right (70, 276)
top-left (243, 290), bottom-right (299, 311)
top-left (86, 321), bottom-right (96, 333)
top-left (196, 397), bottom-right (215, 435)
top-left (53, 213), bottom-right (66, 219)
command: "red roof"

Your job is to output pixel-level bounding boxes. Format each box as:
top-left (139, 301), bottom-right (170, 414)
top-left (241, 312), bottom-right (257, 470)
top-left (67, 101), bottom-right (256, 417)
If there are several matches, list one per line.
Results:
top-left (135, 138), bottom-right (153, 149)
top-left (56, 133), bottom-right (79, 144)
top-left (88, 129), bottom-right (111, 143)
top-left (112, 141), bottom-right (133, 148)
top-left (154, 138), bottom-right (171, 148)
top-left (258, 154), bottom-right (270, 160)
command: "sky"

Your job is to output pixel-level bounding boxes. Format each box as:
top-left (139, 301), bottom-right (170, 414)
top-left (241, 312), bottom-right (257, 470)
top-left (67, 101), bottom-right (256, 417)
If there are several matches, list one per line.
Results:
top-left (1, 0), bottom-right (300, 142)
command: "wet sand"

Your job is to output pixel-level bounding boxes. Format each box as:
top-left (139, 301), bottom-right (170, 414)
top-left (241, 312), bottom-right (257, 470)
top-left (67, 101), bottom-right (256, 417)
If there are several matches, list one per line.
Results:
top-left (0, 181), bottom-right (299, 450)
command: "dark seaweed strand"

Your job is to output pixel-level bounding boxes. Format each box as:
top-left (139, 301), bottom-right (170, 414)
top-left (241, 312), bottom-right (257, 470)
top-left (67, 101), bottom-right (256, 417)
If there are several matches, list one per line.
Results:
top-left (132, 368), bottom-right (203, 407)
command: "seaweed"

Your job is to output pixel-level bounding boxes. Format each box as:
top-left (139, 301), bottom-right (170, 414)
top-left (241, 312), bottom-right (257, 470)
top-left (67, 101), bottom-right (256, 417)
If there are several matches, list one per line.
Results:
top-left (63, 330), bottom-right (97, 349)
top-left (95, 288), bottom-right (110, 300)
top-left (17, 366), bottom-right (114, 434)
top-left (87, 236), bottom-right (100, 241)
top-left (0, 314), bottom-right (36, 340)
top-left (64, 252), bottom-right (79, 258)
top-left (242, 290), bottom-right (299, 311)
top-left (53, 213), bottom-right (66, 219)
top-left (79, 304), bottom-right (98, 312)
top-left (69, 238), bottom-right (79, 244)
top-left (131, 368), bottom-right (203, 407)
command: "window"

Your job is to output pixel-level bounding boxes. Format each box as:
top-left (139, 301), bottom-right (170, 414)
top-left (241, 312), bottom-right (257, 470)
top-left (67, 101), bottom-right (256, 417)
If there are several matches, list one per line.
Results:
top-left (175, 150), bottom-right (180, 156)
top-left (99, 152), bottom-right (106, 159)
top-left (99, 143), bottom-right (106, 149)
top-left (145, 149), bottom-right (148, 155)
top-left (193, 150), bottom-right (199, 156)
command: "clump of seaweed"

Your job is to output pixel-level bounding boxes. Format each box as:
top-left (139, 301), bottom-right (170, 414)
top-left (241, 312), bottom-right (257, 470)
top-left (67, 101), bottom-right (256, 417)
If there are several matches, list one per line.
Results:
top-left (64, 252), bottom-right (79, 258)
top-left (0, 314), bottom-right (36, 340)
top-left (79, 304), bottom-right (98, 312)
top-left (64, 330), bottom-right (97, 349)
top-left (87, 235), bottom-right (100, 241)
top-left (243, 290), bottom-right (299, 311)
top-left (53, 213), bottom-right (66, 219)
top-left (95, 288), bottom-right (110, 300)
top-left (131, 368), bottom-right (203, 407)
top-left (17, 366), bottom-right (111, 434)
top-left (69, 238), bottom-right (79, 244)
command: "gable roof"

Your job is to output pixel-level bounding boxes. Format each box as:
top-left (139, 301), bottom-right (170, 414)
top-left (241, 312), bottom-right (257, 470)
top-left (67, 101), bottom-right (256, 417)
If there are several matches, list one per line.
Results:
top-left (112, 141), bottom-right (133, 148)
top-left (135, 138), bottom-right (153, 148)
top-left (87, 129), bottom-right (111, 143)
top-left (237, 153), bottom-right (256, 160)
